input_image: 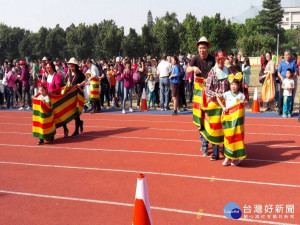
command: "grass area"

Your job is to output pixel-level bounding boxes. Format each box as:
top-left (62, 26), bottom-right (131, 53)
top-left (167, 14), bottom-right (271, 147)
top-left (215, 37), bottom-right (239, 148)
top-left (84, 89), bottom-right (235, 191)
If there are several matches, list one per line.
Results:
top-left (248, 66), bottom-right (299, 112)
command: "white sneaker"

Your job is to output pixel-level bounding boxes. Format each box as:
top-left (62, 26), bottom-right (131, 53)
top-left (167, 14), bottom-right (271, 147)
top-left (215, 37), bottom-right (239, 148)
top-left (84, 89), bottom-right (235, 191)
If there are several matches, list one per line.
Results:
top-left (26, 106), bottom-right (32, 110)
top-left (136, 106), bottom-right (140, 110)
top-left (222, 158), bottom-right (232, 166)
top-left (231, 160), bottom-right (241, 166)
top-left (129, 108), bottom-right (133, 112)
top-left (122, 109), bottom-right (126, 114)
top-left (18, 107), bottom-right (24, 111)
top-left (106, 106), bottom-right (110, 109)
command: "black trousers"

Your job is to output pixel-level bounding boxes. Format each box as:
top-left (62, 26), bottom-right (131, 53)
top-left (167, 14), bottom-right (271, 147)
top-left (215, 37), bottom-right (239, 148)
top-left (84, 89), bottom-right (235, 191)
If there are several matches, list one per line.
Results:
top-left (63, 115), bottom-right (81, 133)
top-left (277, 82), bottom-right (284, 114)
top-left (154, 82), bottom-right (160, 105)
top-left (135, 82), bottom-right (145, 107)
top-left (178, 80), bottom-right (187, 108)
top-left (22, 86), bottom-right (32, 107)
top-left (110, 85), bottom-right (116, 99)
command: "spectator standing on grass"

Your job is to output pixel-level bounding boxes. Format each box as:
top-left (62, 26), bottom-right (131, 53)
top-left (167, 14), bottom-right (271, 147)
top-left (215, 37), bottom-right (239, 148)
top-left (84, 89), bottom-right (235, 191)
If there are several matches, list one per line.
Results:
top-left (146, 74), bottom-right (156, 109)
top-left (291, 53), bottom-right (298, 112)
top-left (0, 73), bottom-right (4, 107)
top-left (19, 61), bottom-right (32, 110)
top-left (282, 68), bottom-right (295, 118)
top-left (157, 53), bottom-right (172, 111)
top-left (185, 54), bottom-right (194, 103)
top-left (242, 57), bottom-right (251, 102)
top-left (135, 58), bottom-right (146, 110)
top-left (6, 65), bottom-right (16, 109)
top-left (276, 50), bottom-right (297, 116)
top-left (108, 64), bottom-right (116, 102)
top-left (262, 52), bottom-right (276, 111)
top-left (122, 60), bottom-right (134, 114)
top-left (169, 56), bottom-right (180, 115)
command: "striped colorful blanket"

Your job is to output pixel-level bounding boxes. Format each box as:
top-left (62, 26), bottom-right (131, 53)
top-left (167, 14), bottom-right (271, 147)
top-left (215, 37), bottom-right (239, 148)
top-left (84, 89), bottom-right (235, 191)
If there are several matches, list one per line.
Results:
top-left (89, 77), bottom-right (100, 101)
top-left (221, 103), bottom-right (246, 160)
top-left (32, 87), bottom-right (84, 139)
top-left (32, 97), bottom-right (56, 140)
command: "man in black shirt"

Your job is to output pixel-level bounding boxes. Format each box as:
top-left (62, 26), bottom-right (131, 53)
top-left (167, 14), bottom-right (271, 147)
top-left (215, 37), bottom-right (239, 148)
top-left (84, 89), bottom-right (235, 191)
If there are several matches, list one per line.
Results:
top-left (187, 37), bottom-right (215, 78)
top-left (188, 37), bottom-right (220, 161)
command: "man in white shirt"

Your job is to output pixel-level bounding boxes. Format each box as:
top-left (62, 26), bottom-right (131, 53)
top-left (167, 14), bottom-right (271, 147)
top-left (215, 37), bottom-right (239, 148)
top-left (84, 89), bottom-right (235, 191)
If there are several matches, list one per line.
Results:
top-left (157, 53), bottom-right (172, 110)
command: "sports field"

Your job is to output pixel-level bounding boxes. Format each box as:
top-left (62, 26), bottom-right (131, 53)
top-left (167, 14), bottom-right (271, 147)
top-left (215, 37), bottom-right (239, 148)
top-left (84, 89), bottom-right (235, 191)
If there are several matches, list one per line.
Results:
top-left (0, 111), bottom-right (299, 224)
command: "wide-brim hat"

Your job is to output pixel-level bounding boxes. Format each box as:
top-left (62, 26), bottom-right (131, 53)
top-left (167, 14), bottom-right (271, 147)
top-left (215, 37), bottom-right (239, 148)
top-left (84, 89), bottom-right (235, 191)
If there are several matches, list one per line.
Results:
top-left (42, 56), bottom-right (47, 61)
top-left (67, 57), bottom-right (78, 65)
top-left (195, 36), bottom-right (212, 48)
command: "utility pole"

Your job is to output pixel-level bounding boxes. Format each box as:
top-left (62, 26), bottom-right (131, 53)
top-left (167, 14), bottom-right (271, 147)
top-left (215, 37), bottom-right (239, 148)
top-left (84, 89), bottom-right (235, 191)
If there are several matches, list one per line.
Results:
top-left (276, 33), bottom-right (279, 65)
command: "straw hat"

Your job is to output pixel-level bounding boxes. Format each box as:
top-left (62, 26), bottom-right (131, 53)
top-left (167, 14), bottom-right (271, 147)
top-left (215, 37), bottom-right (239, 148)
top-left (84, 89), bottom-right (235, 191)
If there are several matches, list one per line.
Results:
top-left (195, 36), bottom-right (212, 48)
top-left (42, 56), bottom-right (47, 61)
top-left (67, 57), bottom-right (79, 65)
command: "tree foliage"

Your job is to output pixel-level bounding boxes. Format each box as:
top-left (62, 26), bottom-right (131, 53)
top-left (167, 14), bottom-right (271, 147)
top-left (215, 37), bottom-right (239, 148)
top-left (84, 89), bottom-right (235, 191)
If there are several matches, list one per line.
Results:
top-left (0, 4), bottom-right (297, 62)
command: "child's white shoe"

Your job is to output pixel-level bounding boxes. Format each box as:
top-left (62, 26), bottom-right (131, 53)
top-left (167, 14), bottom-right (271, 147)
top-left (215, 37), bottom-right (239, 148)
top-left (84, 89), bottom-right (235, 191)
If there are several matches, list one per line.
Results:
top-left (122, 109), bottom-right (126, 114)
top-left (222, 158), bottom-right (232, 166)
top-left (129, 108), bottom-right (133, 112)
top-left (231, 160), bottom-right (241, 166)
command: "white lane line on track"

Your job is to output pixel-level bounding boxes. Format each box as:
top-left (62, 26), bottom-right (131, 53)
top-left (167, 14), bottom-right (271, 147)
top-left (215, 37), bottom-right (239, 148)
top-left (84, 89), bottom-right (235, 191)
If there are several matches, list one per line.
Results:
top-left (0, 143), bottom-right (299, 165)
top-left (1, 131), bottom-right (300, 146)
top-left (1, 161), bottom-right (300, 188)
top-left (0, 115), bottom-right (298, 126)
top-left (1, 122), bottom-right (300, 134)
top-left (0, 190), bottom-right (296, 225)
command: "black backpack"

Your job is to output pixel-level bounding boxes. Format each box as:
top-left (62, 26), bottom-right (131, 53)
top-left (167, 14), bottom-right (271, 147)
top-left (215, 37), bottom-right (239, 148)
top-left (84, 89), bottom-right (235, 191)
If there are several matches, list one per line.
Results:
top-left (179, 65), bottom-right (185, 80)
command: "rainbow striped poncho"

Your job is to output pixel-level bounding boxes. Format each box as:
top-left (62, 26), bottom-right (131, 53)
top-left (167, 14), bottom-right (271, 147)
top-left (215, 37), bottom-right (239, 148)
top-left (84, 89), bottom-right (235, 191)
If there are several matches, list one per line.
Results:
top-left (89, 77), bottom-right (100, 102)
top-left (33, 87), bottom-right (84, 138)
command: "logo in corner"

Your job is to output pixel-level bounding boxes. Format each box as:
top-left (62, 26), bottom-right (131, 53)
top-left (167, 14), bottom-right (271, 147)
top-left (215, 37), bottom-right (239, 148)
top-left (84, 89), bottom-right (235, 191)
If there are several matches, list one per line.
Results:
top-left (223, 202), bottom-right (242, 220)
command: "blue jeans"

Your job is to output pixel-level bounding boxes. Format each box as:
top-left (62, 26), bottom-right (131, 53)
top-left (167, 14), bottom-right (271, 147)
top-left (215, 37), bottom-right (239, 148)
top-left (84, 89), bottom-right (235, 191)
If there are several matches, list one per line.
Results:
top-left (6, 87), bottom-right (14, 109)
top-left (116, 80), bottom-right (124, 102)
top-left (148, 91), bottom-right (155, 108)
top-left (159, 77), bottom-right (170, 109)
top-left (123, 87), bottom-right (133, 109)
top-left (283, 96), bottom-right (292, 115)
top-left (200, 133), bottom-right (219, 158)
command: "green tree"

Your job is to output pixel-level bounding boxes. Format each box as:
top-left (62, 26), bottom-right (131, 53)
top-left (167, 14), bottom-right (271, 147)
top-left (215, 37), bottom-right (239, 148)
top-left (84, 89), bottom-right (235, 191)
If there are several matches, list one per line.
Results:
top-left (45, 24), bottom-right (66, 59)
top-left (147, 10), bottom-right (154, 27)
top-left (94, 20), bottom-right (124, 59)
top-left (179, 13), bottom-right (200, 55)
top-left (200, 13), bottom-right (236, 53)
top-left (257, 0), bottom-right (284, 36)
top-left (152, 12), bottom-right (180, 56)
top-left (121, 28), bottom-right (143, 58)
top-left (36, 27), bottom-right (49, 58)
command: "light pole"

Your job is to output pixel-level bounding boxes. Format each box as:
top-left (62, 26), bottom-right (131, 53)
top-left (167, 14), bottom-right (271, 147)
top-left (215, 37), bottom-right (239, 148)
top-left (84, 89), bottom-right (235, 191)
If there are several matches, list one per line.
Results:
top-left (276, 33), bottom-right (279, 65)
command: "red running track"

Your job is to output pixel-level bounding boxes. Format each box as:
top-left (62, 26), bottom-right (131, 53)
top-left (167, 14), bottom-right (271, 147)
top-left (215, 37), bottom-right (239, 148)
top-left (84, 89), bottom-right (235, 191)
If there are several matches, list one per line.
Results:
top-left (0, 111), bottom-right (299, 225)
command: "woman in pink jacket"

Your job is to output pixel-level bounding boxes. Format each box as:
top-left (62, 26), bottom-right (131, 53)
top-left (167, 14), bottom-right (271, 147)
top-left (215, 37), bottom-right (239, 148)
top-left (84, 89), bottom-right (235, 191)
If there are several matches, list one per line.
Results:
top-left (6, 65), bottom-right (17, 109)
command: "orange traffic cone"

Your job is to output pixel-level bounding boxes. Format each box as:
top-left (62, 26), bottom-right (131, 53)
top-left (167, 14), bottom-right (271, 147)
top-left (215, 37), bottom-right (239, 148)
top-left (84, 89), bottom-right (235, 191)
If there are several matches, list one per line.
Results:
top-left (132, 174), bottom-right (152, 225)
top-left (140, 88), bottom-right (148, 111)
top-left (251, 87), bottom-right (260, 113)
